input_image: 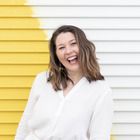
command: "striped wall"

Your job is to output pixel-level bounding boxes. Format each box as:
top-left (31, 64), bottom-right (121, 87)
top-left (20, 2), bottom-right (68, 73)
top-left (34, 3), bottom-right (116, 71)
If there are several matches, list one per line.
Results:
top-left (0, 0), bottom-right (140, 140)
top-left (0, 1), bottom-right (49, 140)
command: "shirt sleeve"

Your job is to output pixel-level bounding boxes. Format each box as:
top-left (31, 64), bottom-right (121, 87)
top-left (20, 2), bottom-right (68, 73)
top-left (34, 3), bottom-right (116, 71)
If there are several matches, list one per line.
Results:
top-left (88, 88), bottom-right (114, 140)
top-left (14, 73), bottom-right (41, 140)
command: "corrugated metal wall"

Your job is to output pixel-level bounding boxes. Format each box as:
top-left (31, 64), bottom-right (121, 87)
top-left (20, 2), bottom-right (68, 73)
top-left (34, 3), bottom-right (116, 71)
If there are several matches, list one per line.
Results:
top-left (0, 1), bottom-right (48, 140)
top-left (0, 0), bottom-right (140, 140)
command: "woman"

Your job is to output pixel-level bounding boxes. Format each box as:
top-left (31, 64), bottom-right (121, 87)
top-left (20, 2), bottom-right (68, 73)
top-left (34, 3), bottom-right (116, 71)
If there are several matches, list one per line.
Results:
top-left (15, 25), bottom-right (114, 140)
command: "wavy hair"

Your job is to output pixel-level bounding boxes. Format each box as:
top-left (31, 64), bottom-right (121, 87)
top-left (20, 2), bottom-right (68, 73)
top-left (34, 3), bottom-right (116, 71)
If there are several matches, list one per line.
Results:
top-left (47, 25), bottom-right (104, 91)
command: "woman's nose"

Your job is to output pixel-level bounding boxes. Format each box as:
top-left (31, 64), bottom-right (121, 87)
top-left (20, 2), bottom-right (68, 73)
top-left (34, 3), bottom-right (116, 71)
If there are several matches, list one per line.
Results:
top-left (65, 46), bottom-right (72, 54)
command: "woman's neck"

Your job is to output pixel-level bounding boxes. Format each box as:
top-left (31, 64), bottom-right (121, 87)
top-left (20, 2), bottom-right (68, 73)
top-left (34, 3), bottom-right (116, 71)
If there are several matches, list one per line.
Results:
top-left (68, 71), bottom-right (83, 85)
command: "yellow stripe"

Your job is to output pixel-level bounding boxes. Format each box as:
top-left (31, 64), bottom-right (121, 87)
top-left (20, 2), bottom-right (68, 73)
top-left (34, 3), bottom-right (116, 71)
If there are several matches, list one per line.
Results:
top-left (0, 100), bottom-right (26, 111)
top-left (0, 136), bottom-right (15, 140)
top-left (0, 112), bottom-right (22, 123)
top-left (0, 6), bottom-right (33, 17)
top-left (0, 123), bottom-right (17, 135)
top-left (0, 77), bottom-right (38, 88)
top-left (0, 53), bottom-right (49, 64)
top-left (0, 30), bottom-right (47, 40)
top-left (0, 18), bottom-right (40, 29)
top-left (0, 0), bottom-right (26, 5)
top-left (0, 41), bottom-right (49, 52)
top-left (0, 89), bottom-right (29, 99)
top-left (0, 65), bottom-right (48, 76)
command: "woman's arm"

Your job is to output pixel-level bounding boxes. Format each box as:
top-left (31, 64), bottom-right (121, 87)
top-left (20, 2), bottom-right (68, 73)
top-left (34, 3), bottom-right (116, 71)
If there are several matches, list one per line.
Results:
top-left (14, 73), bottom-right (41, 140)
top-left (88, 88), bottom-right (114, 140)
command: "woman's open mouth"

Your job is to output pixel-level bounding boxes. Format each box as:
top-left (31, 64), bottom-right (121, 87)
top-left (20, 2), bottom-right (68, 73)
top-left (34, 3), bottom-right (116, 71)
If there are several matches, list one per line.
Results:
top-left (67, 55), bottom-right (78, 64)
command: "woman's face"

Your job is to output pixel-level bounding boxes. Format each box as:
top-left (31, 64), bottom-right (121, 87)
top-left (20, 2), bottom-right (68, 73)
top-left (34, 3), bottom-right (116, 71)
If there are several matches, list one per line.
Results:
top-left (55, 32), bottom-right (80, 74)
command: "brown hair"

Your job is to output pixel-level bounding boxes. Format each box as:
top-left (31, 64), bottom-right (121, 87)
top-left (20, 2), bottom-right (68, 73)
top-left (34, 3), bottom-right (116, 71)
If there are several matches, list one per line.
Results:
top-left (47, 25), bottom-right (104, 91)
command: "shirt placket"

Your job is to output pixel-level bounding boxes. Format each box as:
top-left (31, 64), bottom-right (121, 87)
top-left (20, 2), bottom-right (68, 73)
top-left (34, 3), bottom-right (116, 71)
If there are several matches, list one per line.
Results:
top-left (45, 92), bottom-right (66, 138)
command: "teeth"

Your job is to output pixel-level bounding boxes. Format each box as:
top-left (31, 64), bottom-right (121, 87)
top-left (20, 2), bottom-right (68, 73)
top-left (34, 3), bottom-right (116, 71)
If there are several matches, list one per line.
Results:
top-left (67, 56), bottom-right (77, 61)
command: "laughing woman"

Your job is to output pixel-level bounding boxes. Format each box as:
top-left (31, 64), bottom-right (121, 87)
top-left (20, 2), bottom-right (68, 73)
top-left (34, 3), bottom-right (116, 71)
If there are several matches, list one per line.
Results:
top-left (15, 25), bottom-right (114, 140)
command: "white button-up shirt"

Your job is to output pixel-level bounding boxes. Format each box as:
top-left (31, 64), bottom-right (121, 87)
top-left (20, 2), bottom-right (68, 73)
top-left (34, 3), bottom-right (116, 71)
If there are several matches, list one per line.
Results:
top-left (15, 71), bottom-right (114, 140)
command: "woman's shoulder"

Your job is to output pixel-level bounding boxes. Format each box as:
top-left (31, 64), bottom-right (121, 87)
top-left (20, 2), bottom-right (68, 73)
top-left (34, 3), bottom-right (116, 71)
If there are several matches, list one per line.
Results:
top-left (36, 70), bottom-right (49, 77)
top-left (89, 79), bottom-right (112, 95)
top-left (89, 79), bottom-right (113, 103)
top-left (96, 79), bottom-right (111, 90)
top-left (34, 70), bottom-right (49, 83)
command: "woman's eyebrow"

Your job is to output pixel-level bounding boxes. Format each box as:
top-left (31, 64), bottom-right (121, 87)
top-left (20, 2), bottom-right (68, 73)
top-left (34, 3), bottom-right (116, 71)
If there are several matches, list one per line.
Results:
top-left (69, 39), bottom-right (76, 42)
top-left (57, 39), bottom-right (76, 46)
top-left (57, 43), bottom-right (64, 47)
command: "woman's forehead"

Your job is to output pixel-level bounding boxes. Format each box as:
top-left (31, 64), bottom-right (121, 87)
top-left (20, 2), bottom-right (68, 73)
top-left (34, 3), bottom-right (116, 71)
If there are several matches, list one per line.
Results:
top-left (56, 32), bottom-right (76, 45)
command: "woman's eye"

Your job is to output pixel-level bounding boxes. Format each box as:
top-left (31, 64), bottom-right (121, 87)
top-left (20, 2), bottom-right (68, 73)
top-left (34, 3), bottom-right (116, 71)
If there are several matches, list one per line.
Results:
top-left (59, 47), bottom-right (65, 50)
top-left (71, 42), bottom-right (76, 45)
